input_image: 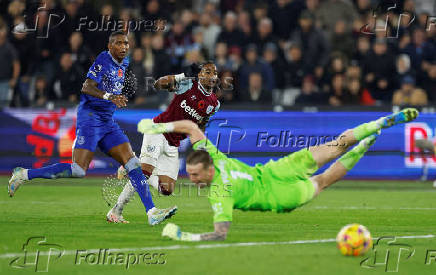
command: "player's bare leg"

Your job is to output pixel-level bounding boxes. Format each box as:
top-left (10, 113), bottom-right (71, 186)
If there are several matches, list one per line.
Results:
top-left (311, 134), bottom-right (378, 195)
top-left (8, 148), bottom-right (93, 197)
top-left (107, 142), bottom-right (177, 225)
top-left (415, 139), bottom-right (435, 154)
top-left (309, 108), bottom-right (418, 169)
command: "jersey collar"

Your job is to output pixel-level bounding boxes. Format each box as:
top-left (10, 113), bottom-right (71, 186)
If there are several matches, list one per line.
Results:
top-left (198, 81), bottom-right (212, 96)
top-left (108, 51), bottom-right (123, 66)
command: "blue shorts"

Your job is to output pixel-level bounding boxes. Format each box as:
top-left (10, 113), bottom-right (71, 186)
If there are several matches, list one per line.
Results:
top-left (73, 119), bottom-right (129, 154)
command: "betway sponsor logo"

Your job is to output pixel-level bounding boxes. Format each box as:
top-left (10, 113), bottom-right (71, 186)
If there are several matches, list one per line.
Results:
top-left (180, 100), bottom-right (203, 122)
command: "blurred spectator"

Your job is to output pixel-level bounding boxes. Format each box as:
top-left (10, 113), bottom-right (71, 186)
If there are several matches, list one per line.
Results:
top-left (228, 46), bottom-right (243, 72)
top-left (237, 11), bottom-right (255, 46)
top-left (64, 32), bottom-right (93, 72)
top-left (129, 48), bottom-right (147, 104)
top-left (355, 0), bottom-right (371, 16)
top-left (51, 53), bottom-right (82, 103)
top-left (269, 0), bottom-right (305, 40)
top-left (352, 36), bottom-right (371, 64)
top-left (403, 28), bottom-right (436, 84)
top-left (0, 23), bottom-right (20, 107)
top-left (328, 73), bottom-right (354, 106)
top-left (290, 11), bottom-right (329, 79)
top-left (216, 12), bottom-right (245, 48)
top-left (295, 75), bottom-right (326, 105)
top-left (151, 33), bottom-right (172, 78)
top-left (32, 75), bottom-right (48, 107)
top-left (241, 72), bottom-right (272, 104)
top-left (363, 39), bottom-right (396, 102)
top-left (165, 20), bottom-right (193, 72)
top-left (346, 77), bottom-right (375, 106)
top-left (214, 42), bottom-right (233, 72)
top-left (194, 13), bottom-right (221, 59)
top-left (239, 44), bottom-right (275, 91)
top-left (217, 70), bottom-right (236, 103)
top-left (263, 43), bottom-right (286, 89)
top-left (321, 53), bottom-right (347, 91)
top-left (395, 54), bottom-right (415, 89)
top-left (317, 0), bottom-right (358, 40)
top-left (10, 16), bottom-right (34, 106)
top-left (392, 75), bottom-right (428, 106)
top-left (331, 20), bottom-right (354, 59)
top-left (253, 18), bottom-right (277, 54)
top-left (284, 43), bottom-right (304, 87)
top-left (422, 64), bottom-right (436, 102)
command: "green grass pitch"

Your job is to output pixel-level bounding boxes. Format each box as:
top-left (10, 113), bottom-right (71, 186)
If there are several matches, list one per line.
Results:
top-left (1, 177), bottom-right (436, 274)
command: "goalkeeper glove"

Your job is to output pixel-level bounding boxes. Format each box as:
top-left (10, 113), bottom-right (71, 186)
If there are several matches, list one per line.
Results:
top-left (137, 119), bottom-right (174, 134)
top-left (162, 223), bottom-right (200, 241)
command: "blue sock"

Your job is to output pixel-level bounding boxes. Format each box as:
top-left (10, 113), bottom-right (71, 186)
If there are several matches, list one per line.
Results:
top-left (125, 158), bottom-right (155, 212)
top-left (28, 163), bottom-right (73, 179)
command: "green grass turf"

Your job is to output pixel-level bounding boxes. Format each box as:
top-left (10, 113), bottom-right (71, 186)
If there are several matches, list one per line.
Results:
top-left (1, 177), bottom-right (436, 274)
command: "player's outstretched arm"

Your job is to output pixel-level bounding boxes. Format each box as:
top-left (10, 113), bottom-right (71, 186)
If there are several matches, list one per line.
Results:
top-left (81, 78), bottom-right (127, 108)
top-left (162, 222), bottom-right (231, 241)
top-left (154, 75), bottom-right (177, 92)
top-left (137, 119), bottom-right (205, 144)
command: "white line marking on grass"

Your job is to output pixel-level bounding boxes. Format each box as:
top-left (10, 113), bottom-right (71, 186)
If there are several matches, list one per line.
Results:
top-left (309, 206), bottom-right (436, 210)
top-left (0, 234), bottom-right (434, 259)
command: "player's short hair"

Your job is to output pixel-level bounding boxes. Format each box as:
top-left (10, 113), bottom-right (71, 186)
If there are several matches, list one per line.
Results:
top-left (199, 60), bottom-right (216, 70)
top-left (109, 30), bottom-right (127, 43)
top-left (186, 150), bottom-right (213, 168)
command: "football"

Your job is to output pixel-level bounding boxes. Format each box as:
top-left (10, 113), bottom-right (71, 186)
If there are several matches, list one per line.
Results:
top-left (336, 223), bottom-right (373, 256)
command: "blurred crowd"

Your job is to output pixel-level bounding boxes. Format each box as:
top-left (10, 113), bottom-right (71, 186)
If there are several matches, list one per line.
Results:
top-left (0, 0), bottom-right (435, 108)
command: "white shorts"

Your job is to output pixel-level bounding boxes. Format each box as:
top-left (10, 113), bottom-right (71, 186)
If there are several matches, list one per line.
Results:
top-left (139, 133), bottom-right (179, 180)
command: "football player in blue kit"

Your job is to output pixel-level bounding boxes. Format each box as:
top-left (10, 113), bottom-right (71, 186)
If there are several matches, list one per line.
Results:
top-left (8, 31), bottom-right (177, 225)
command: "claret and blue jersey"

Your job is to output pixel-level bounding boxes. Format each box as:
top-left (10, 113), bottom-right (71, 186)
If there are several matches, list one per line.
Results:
top-left (74, 51), bottom-right (130, 153)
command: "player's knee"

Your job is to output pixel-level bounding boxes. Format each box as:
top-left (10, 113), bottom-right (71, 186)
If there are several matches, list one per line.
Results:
top-left (124, 157), bottom-right (141, 173)
top-left (159, 181), bottom-right (175, 196)
top-left (71, 163), bottom-right (86, 178)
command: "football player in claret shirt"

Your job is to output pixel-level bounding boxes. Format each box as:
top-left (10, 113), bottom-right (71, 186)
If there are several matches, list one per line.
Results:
top-left (8, 31), bottom-right (176, 226)
top-left (136, 108), bottom-right (418, 241)
top-left (106, 62), bottom-right (220, 223)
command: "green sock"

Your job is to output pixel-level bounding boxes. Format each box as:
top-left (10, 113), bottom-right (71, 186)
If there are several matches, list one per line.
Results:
top-left (353, 119), bottom-right (382, 141)
top-left (338, 140), bottom-right (370, 171)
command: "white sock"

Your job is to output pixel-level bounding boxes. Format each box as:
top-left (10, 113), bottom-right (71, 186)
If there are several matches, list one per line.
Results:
top-left (147, 207), bottom-right (157, 216)
top-left (148, 175), bottom-right (160, 191)
top-left (23, 169), bottom-right (29, 181)
top-left (114, 181), bottom-right (136, 214)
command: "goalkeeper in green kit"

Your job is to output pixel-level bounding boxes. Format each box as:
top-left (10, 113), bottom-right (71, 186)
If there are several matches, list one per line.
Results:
top-left (137, 108), bottom-right (419, 241)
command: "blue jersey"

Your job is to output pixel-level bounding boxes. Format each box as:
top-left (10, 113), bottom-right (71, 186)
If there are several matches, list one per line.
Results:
top-left (78, 51), bottom-right (129, 121)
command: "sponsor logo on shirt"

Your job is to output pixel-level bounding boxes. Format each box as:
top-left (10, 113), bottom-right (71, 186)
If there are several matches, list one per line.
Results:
top-left (180, 99), bottom-right (204, 122)
top-left (230, 170), bottom-right (253, 181)
top-left (206, 105), bottom-right (214, 114)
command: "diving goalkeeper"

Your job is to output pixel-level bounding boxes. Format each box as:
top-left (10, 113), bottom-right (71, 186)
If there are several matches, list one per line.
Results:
top-left (137, 108), bottom-right (419, 241)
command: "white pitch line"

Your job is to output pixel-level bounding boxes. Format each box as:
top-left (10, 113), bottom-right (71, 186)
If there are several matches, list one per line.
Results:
top-left (309, 206), bottom-right (436, 210)
top-left (1, 234), bottom-right (434, 259)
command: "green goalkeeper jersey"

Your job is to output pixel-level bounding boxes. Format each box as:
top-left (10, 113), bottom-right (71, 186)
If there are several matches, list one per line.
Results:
top-left (193, 139), bottom-right (274, 223)
top-left (193, 138), bottom-right (317, 223)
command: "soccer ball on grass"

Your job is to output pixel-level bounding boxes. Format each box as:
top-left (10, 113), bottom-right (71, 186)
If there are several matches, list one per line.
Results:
top-left (336, 223), bottom-right (373, 256)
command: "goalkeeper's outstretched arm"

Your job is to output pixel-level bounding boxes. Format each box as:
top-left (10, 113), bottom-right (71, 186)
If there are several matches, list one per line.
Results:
top-left (162, 221), bottom-right (231, 241)
top-left (138, 119), bottom-right (205, 144)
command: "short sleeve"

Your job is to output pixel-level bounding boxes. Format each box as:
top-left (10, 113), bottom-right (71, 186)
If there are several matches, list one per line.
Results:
top-left (174, 79), bottom-right (193, 95)
top-left (215, 100), bottom-right (220, 113)
top-left (87, 55), bottom-right (106, 84)
top-left (192, 138), bottom-right (228, 161)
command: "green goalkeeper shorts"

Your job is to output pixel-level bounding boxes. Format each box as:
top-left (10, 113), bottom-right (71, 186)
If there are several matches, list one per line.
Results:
top-left (261, 148), bottom-right (318, 212)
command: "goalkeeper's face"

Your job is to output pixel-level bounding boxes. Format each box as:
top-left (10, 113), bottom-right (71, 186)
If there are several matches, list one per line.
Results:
top-left (186, 163), bottom-right (214, 188)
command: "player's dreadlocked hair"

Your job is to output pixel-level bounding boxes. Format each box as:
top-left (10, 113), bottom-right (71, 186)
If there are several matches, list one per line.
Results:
top-left (186, 150), bottom-right (214, 168)
top-left (109, 30), bottom-right (127, 43)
